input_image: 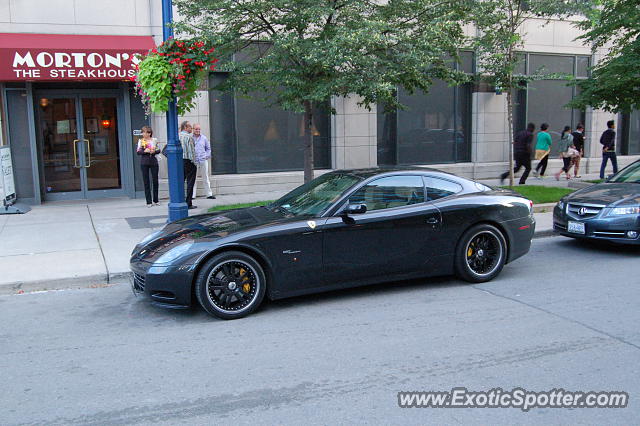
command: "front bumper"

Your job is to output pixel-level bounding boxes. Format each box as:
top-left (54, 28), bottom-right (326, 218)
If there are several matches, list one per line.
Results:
top-left (130, 260), bottom-right (197, 308)
top-left (553, 205), bottom-right (640, 245)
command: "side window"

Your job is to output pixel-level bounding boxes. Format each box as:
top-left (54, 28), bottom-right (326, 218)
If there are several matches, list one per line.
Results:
top-left (349, 176), bottom-right (425, 211)
top-left (425, 177), bottom-right (463, 201)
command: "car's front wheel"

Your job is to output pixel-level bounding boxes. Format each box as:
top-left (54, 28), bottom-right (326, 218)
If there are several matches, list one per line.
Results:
top-left (195, 251), bottom-right (266, 319)
top-left (455, 224), bottom-right (506, 283)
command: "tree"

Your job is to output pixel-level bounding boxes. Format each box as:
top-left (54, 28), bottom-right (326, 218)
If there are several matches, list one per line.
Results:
top-left (174, 0), bottom-right (471, 182)
top-left (471, 1), bottom-right (588, 186)
top-left (569, 0), bottom-right (640, 113)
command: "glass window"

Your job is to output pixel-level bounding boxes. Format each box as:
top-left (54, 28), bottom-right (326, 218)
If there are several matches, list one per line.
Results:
top-left (622, 111), bottom-right (640, 155)
top-left (527, 80), bottom-right (574, 156)
top-left (6, 90), bottom-right (35, 199)
top-left (381, 81), bottom-right (471, 166)
top-left (460, 51), bottom-right (474, 74)
top-left (349, 175), bottom-right (425, 211)
top-left (270, 172), bottom-right (362, 217)
top-left (529, 54), bottom-right (574, 76)
top-left (425, 176), bottom-right (462, 201)
top-left (576, 56), bottom-right (590, 78)
top-left (209, 74), bottom-right (331, 174)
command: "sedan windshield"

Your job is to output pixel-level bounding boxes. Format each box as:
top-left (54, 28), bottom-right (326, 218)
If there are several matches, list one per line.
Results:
top-left (608, 162), bottom-right (640, 183)
top-left (268, 172), bottom-right (363, 217)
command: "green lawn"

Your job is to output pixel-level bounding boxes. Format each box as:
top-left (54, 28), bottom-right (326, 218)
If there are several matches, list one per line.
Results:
top-left (208, 200), bottom-right (273, 212)
top-left (499, 185), bottom-right (575, 204)
top-left (585, 179), bottom-right (604, 184)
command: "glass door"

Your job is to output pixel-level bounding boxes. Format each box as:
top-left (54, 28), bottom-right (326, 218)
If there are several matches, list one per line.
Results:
top-left (81, 97), bottom-right (122, 192)
top-left (37, 93), bottom-right (126, 200)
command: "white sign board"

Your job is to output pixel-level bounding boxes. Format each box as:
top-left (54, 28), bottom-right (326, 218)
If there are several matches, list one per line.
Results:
top-left (0, 146), bottom-right (16, 206)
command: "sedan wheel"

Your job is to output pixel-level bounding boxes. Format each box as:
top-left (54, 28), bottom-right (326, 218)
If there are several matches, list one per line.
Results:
top-left (195, 251), bottom-right (266, 319)
top-left (455, 224), bottom-right (506, 283)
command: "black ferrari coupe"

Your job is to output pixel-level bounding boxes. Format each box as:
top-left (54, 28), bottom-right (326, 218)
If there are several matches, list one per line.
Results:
top-left (131, 168), bottom-right (535, 319)
top-left (553, 159), bottom-right (640, 244)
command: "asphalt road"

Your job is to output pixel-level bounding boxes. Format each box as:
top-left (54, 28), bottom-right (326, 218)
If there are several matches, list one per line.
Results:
top-left (1, 236), bottom-right (639, 425)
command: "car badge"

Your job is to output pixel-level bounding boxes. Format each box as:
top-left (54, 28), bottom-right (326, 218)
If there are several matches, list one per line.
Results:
top-left (579, 207), bottom-right (587, 215)
top-left (307, 220), bottom-right (317, 230)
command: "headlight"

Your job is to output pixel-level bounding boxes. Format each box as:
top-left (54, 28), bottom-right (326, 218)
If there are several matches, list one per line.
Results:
top-left (557, 200), bottom-right (565, 210)
top-left (155, 242), bottom-right (194, 264)
top-left (608, 206), bottom-right (640, 216)
top-left (138, 230), bottom-right (163, 246)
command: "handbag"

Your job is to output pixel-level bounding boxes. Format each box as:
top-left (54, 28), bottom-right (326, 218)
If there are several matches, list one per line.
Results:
top-left (535, 149), bottom-right (550, 161)
top-left (566, 147), bottom-right (579, 158)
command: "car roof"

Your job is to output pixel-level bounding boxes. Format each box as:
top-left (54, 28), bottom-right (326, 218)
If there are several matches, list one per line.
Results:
top-left (330, 167), bottom-right (457, 179)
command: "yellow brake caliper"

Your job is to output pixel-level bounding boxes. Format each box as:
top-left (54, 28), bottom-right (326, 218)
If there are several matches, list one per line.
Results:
top-left (239, 268), bottom-right (251, 293)
top-left (467, 246), bottom-right (473, 258)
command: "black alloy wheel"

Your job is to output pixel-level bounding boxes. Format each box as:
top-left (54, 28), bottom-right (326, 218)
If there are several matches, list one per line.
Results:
top-left (455, 224), bottom-right (506, 283)
top-left (195, 251), bottom-right (266, 319)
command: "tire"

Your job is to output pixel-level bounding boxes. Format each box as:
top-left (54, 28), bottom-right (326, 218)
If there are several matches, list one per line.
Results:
top-left (454, 224), bottom-right (507, 283)
top-left (195, 251), bottom-right (266, 320)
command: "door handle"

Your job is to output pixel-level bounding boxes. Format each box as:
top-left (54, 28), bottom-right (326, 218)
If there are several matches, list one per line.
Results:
top-left (83, 139), bottom-right (91, 168)
top-left (426, 217), bottom-right (439, 224)
top-left (72, 139), bottom-right (81, 168)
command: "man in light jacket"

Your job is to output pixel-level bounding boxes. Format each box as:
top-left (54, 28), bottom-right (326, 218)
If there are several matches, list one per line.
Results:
top-left (179, 121), bottom-right (198, 209)
top-left (193, 124), bottom-right (215, 199)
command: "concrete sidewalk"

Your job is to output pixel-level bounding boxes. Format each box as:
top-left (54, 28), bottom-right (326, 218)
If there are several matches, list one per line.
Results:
top-left (0, 171), bottom-right (589, 295)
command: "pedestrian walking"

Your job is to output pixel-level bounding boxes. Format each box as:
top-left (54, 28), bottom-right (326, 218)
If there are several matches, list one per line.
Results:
top-left (599, 120), bottom-right (618, 179)
top-left (501, 122), bottom-right (535, 185)
top-left (136, 125), bottom-right (160, 207)
top-left (179, 121), bottom-right (198, 209)
top-left (554, 126), bottom-right (576, 181)
top-left (571, 123), bottom-right (585, 178)
top-left (533, 123), bottom-right (552, 178)
top-left (193, 124), bottom-right (215, 199)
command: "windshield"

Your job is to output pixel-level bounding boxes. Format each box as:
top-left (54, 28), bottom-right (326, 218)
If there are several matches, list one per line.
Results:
top-left (608, 161), bottom-right (640, 183)
top-left (268, 172), bottom-right (363, 217)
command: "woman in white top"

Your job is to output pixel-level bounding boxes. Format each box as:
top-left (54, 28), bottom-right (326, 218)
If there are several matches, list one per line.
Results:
top-left (136, 125), bottom-right (160, 206)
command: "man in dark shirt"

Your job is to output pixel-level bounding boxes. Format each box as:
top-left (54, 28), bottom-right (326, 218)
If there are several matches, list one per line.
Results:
top-left (501, 122), bottom-right (535, 185)
top-left (571, 123), bottom-right (585, 178)
top-left (599, 120), bottom-right (618, 179)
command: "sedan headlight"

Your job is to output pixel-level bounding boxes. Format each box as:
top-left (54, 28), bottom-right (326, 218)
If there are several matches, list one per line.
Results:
top-left (608, 206), bottom-right (640, 216)
top-left (155, 242), bottom-right (194, 265)
top-left (557, 200), bottom-right (565, 211)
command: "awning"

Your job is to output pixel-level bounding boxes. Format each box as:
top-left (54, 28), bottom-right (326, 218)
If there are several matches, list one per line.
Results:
top-left (0, 33), bottom-right (156, 81)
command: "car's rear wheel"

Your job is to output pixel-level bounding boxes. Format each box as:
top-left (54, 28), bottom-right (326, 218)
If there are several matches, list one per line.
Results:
top-left (455, 224), bottom-right (506, 283)
top-left (195, 251), bottom-right (266, 319)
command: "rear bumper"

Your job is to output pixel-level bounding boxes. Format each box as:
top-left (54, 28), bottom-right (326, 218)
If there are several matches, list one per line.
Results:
top-left (130, 260), bottom-right (196, 308)
top-left (504, 215), bottom-right (536, 263)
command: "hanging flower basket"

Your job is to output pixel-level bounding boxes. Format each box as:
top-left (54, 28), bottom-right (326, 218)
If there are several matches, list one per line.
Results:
top-left (132, 38), bottom-right (218, 115)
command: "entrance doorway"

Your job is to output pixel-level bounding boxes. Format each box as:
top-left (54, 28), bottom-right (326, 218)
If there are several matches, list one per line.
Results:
top-left (36, 91), bottom-right (128, 200)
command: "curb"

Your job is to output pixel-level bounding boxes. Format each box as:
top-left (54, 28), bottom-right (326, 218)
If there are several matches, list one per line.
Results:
top-left (1, 227), bottom-right (560, 295)
top-left (533, 203), bottom-right (556, 213)
top-left (0, 272), bottom-right (132, 296)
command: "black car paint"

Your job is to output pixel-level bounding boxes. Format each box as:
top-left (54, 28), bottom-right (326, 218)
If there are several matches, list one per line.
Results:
top-left (131, 169), bottom-right (535, 308)
top-left (553, 182), bottom-right (640, 245)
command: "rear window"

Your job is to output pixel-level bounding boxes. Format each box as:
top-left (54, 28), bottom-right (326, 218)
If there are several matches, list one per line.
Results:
top-left (424, 177), bottom-right (463, 201)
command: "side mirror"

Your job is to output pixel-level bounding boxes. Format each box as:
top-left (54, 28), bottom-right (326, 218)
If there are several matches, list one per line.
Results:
top-left (343, 203), bottom-right (367, 215)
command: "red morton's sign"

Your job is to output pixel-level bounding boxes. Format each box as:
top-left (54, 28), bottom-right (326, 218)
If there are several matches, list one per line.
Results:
top-left (0, 33), bottom-right (156, 81)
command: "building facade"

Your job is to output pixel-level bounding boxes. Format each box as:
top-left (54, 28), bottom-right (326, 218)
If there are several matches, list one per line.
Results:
top-left (1, 1), bottom-right (638, 205)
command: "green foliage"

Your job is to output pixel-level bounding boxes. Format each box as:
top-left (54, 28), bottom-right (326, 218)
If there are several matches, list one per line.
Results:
top-left (173, 0), bottom-right (473, 112)
top-left (136, 55), bottom-right (174, 114)
top-left (569, 0), bottom-right (640, 112)
top-left (134, 39), bottom-right (217, 115)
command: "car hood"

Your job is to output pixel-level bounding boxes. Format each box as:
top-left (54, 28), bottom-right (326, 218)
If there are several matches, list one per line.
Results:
top-left (132, 206), bottom-right (295, 262)
top-left (566, 183), bottom-right (640, 206)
